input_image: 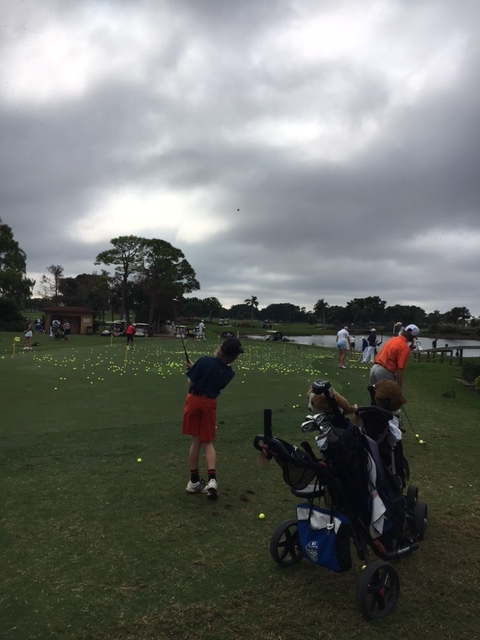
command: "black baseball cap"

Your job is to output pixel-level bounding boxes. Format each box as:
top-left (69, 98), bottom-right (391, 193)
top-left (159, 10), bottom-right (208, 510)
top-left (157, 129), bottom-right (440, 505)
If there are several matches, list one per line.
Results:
top-left (221, 338), bottom-right (244, 356)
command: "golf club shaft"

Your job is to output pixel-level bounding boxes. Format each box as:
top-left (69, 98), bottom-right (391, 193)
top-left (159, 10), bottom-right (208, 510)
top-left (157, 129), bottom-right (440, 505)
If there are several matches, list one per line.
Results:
top-left (402, 405), bottom-right (415, 433)
top-left (181, 333), bottom-right (189, 362)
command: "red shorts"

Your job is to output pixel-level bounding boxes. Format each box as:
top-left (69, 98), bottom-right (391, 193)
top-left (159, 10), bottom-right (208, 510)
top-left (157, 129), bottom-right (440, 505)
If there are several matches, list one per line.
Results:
top-left (181, 393), bottom-right (217, 442)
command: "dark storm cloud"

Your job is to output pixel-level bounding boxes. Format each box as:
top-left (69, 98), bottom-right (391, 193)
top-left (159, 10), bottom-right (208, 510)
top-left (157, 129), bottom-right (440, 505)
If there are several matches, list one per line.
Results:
top-left (1, 0), bottom-right (479, 315)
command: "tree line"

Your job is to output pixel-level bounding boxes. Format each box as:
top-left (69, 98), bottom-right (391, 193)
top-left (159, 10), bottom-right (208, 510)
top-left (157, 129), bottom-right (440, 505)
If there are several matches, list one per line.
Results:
top-left (0, 218), bottom-right (477, 332)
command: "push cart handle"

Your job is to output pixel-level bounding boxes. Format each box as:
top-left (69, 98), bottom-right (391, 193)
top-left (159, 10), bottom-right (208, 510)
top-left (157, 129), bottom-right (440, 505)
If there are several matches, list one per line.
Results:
top-left (263, 408), bottom-right (272, 439)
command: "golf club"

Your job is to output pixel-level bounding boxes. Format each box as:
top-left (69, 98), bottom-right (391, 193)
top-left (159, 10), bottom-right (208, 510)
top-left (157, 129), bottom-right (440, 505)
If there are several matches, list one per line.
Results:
top-left (180, 332), bottom-right (190, 363)
top-left (402, 405), bottom-right (426, 444)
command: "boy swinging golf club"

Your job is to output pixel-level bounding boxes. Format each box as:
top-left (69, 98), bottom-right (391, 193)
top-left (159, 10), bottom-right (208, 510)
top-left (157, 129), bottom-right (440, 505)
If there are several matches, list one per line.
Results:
top-left (182, 337), bottom-right (244, 500)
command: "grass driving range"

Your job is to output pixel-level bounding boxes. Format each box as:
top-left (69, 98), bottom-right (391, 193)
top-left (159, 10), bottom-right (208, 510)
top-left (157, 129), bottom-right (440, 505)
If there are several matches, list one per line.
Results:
top-left (1, 331), bottom-right (479, 640)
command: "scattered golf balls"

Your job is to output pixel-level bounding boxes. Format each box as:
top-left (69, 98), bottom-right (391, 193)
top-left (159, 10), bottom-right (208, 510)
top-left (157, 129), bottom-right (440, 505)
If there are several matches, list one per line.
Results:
top-left (137, 458), bottom-right (142, 463)
top-left (419, 440), bottom-right (425, 444)
top-left (258, 513), bottom-right (265, 519)
top-left (415, 434), bottom-right (419, 438)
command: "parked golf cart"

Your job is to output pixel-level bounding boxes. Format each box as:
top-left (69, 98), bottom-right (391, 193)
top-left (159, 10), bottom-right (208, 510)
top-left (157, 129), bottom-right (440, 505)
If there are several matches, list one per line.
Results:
top-left (174, 324), bottom-right (187, 337)
top-left (134, 323), bottom-right (151, 337)
top-left (101, 321), bottom-right (125, 337)
top-left (265, 330), bottom-right (284, 342)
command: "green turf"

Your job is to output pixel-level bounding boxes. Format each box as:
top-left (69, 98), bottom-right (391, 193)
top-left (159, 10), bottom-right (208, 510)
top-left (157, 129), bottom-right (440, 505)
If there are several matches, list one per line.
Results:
top-left (1, 332), bottom-right (479, 639)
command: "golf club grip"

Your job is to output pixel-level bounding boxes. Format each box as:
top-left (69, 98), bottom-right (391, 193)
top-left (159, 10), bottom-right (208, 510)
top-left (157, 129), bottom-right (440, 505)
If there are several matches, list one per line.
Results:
top-left (263, 409), bottom-right (272, 439)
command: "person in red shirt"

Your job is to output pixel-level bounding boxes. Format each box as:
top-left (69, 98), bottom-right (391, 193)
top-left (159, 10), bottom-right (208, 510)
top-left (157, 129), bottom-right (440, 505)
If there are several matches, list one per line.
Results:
top-left (369, 324), bottom-right (419, 389)
top-left (126, 323), bottom-right (136, 347)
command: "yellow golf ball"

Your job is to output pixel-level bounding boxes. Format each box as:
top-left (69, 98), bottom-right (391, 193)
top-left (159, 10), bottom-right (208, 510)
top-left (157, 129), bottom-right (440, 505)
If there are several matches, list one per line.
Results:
top-left (258, 513), bottom-right (265, 519)
top-left (137, 458), bottom-right (142, 463)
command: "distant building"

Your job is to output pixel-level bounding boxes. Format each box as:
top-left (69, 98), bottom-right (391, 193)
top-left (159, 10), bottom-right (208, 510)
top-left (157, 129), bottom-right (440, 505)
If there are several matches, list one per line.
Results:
top-left (42, 307), bottom-right (95, 335)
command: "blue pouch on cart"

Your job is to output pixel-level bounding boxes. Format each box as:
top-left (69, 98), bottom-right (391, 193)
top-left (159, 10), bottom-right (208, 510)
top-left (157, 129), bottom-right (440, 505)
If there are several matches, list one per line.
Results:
top-left (297, 504), bottom-right (352, 572)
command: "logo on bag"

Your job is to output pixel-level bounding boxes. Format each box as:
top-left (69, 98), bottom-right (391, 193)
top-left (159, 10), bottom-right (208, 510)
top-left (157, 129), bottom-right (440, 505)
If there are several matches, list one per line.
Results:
top-left (305, 540), bottom-right (319, 563)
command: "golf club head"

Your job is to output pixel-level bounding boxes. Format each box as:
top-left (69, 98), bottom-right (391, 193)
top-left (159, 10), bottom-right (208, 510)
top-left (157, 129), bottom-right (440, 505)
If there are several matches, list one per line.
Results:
top-left (301, 416), bottom-right (317, 432)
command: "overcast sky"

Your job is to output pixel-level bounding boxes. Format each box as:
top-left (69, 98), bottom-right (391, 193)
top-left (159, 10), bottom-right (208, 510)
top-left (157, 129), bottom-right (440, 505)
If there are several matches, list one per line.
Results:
top-left (1, 0), bottom-right (479, 316)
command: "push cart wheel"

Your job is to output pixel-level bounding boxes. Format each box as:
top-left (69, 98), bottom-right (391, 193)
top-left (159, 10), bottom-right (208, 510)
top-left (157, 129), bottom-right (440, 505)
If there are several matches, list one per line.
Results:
top-left (414, 501), bottom-right (428, 540)
top-left (406, 484), bottom-right (418, 512)
top-left (356, 560), bottom-right (400, 620)
top-left (269, 519), bottom-right (303, 567)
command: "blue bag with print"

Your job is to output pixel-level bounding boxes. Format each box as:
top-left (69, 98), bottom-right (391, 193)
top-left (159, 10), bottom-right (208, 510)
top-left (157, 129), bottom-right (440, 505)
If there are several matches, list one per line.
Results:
top-left (296, 504), bottom-right (352, 573)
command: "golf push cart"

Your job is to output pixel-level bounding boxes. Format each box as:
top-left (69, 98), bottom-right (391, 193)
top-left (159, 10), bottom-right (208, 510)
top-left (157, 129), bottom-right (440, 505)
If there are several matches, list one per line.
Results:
top-left (253, 380), bottom-right (428, 620)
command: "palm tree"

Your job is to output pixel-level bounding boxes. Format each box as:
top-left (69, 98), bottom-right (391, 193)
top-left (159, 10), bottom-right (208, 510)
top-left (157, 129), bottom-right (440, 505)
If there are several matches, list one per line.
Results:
top-left (244, 295), bottom-right (259, 326)
top-left (313, 298), bottom-right (329, 328)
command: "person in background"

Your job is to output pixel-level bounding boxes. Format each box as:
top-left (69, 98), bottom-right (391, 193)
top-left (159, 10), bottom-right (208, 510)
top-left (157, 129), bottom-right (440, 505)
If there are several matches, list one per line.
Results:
top-left (181, 337), bottom-right (244, 500)
top-left (126, 323), bottom-right (136, 347)
top-left (349, 335), bottom-right (356, 352)
top-left (394, 322), bottom-right (403, 335)
top-left (360, 336), bottom-right (368, 360)
top-left (362, 328), bottom-right (377, 363)
top-left (432, 338), bottom-right (438, 349)
top-left (336, 326), bottom-right (350, 369)
top-left (23, 319), bottom-right (33, 351)
top-left (369, 324), bottom-right (419, 389)
top-left (51, 319), bottom-right (61, 339)
top-left (197, 320), bottom-right (205, 340)
top-left (63, 320), bottom-right (71, 340)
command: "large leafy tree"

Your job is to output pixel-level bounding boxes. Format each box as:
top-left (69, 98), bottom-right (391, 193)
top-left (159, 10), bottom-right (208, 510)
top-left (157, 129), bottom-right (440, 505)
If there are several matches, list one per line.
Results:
top-left (345, 296), bottom-right (387, 324)
top-left (385, 304), bottom-right (427, 329)
top-left (138, 238), bottom-right (200, 330)
top-left (258, 303), bottom-right (306, 324)
top-left (95, 236), bottom-right (145, 323)
top-left (59, 271), bottom-right (115, 321)
top-left (200, 297), bottom-right (223, 321)
top-left (38, 264), bottom-right (64, 304)
top-left (444, 306), bottom-right (471, 325)
top-left (0, 218), bottom-right (34, 325)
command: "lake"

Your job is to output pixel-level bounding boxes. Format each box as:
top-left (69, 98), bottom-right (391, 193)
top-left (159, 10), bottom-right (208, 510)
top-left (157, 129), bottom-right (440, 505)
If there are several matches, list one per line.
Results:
top-left (247, 334), bottom-right (480, 358)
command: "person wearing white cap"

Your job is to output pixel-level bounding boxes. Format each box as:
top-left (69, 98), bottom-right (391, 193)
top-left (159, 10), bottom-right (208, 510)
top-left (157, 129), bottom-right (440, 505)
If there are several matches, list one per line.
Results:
top-left (369, 324), bottom-right (420, 389)
top-left (394, 321), bottom-right (403, 335)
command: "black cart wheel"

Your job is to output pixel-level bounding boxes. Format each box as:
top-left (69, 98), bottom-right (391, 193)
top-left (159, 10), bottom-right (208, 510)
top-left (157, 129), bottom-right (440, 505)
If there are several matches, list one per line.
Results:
top-left (414, 501), bottom-right (428, 540)
top-left (406, 484), bottom-right (418, 512)
top-left (270, 519), bottom-right (303, 567)
top-left (356, 560), bottom-right (400, 620)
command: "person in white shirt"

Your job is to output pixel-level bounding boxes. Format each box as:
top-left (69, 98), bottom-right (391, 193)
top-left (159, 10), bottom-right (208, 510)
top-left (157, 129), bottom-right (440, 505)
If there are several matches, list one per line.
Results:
top-left (197, 320), bottom-right (205, 340)
top-left (336, 326), bottom-right (350, 369)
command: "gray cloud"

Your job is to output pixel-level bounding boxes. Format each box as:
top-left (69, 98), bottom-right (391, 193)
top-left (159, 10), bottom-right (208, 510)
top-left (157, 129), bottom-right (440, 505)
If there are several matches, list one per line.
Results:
top-left (1, 0), bottom-right (479, 315)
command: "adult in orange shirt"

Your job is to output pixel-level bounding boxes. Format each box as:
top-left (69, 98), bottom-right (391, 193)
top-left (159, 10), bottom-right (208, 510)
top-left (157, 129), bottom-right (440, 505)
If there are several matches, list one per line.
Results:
top-left (369, 324), bottom-right (419, 389)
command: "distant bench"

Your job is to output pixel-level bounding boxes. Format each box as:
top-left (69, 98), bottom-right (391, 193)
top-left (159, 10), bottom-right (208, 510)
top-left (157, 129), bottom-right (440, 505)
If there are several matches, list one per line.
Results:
top-left (413, 346), bottom-right (478, 366)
